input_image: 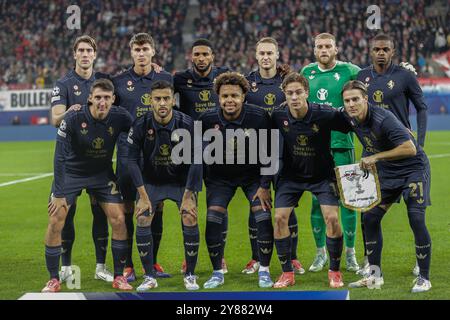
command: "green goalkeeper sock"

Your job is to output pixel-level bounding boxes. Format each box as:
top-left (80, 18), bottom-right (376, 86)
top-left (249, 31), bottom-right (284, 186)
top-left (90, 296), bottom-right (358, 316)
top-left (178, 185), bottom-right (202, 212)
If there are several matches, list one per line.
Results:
top-left (311, 195), bottom-right (326, 248)
top-left (340, 205), bottom-right (357, 249)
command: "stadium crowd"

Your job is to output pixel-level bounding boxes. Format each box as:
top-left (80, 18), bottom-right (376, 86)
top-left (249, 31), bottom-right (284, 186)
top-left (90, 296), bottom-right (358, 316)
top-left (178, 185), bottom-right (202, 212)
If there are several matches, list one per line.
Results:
top-left (194, 0), bottom-right (449, 75)
top-left (0, 0), bottom-right (187, 88)
top-left (1, 0), bottom-right (449, 88)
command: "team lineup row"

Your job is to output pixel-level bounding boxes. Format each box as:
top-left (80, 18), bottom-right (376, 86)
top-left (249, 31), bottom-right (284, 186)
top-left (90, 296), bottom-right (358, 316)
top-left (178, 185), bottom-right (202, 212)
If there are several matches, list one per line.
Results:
top-left (42, 32), bottom-right (431, 293)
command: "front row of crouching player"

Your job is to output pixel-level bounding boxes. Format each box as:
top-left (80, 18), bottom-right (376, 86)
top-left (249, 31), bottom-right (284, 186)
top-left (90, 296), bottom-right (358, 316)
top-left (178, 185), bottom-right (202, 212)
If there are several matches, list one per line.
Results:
top-left (43, 72), bottom-right (431, 293)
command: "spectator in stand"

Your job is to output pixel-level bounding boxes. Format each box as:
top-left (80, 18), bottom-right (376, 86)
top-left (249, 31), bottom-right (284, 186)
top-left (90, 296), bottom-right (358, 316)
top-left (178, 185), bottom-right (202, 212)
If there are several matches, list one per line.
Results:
top-left (0, 0), bottom-right (187, 87)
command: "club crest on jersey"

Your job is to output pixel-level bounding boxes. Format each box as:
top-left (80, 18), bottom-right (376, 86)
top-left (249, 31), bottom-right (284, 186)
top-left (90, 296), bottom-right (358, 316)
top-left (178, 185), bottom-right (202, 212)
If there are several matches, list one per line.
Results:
top-left (159, 144), bottom-right (171, 156)
top-left (214, 124), bottom-right (220, 130)
top-left (387, 80), bottom-right (395, 89)
top-left (311, 124), bottom-right (320, 132)
top-left (108, 126), bottom-right (114, 136)
top-left (364, 136), bottom-right (373, 147)
top-left (127, 80), bottom-right (134, 91)
top-left (92, 137), bottom-right (104, 150)
top-left (296, 134), bottom-right (308, 146)
top-left (251, 82), bottom-right (259, 92)
top-left (73, 85), bottom-right (81, 96)
top-left (141, 93), bottom-right (152, 106)
top-left (264, 93), bottom-right (276, 106)
top-left (373, 90), bottom-right (383, 103)
top-left (199, 90), bottom-right (210, 102)
top-left (317, 88), bottom-right (328, 101)
top-left (187, 79), bottom-right (193, 88)
top-left (334, 73), bottom-right (340, 81)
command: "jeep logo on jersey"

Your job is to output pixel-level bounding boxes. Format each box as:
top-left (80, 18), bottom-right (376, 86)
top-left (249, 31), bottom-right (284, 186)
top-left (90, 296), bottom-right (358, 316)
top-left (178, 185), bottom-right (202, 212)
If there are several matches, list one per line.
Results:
top-left (317, 88), bottom-right (328, 101)
top-left (141, 93), bottom-right (152, 106)
top-left (373, 90), bottom-right (383, 103)
top-left (264, 93), bottom-right (276, 106)
top-left (92, 137), bottom-right (104, 150)
top-left (199, 90), bottom-right (210, 102)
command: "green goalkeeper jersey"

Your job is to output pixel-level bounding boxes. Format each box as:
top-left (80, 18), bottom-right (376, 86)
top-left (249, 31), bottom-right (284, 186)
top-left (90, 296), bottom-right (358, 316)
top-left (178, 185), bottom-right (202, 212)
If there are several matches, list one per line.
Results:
top-left (300, 61), bottom-right (360, 149)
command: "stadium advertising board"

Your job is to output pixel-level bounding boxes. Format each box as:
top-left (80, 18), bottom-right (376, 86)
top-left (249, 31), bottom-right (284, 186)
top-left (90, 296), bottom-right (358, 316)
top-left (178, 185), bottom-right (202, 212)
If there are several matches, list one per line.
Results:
top-left (0, 89), bottom-right (52, 111)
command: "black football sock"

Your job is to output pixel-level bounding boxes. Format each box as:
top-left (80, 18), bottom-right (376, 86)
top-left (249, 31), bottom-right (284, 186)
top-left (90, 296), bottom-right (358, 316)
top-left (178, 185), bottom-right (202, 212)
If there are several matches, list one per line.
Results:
top-left (408, 208), bottom-right (432, 280)
top-left (111, 239), bottom-right (128, 278)
top-left (183, 224), bottom-right (200, 275)
top-left (151, 208), bottom-right (163, 265)
top-left (254, 209), bottom-right (274, 267)
top-left (61, 204), bottom-right (76, 266)
top-left (363, 207), bottom-right (386, 272)
top-left (91, 203), bottom-right (109, 264)
top-left (124, 212), bottom-right (134, 268)
top-left (45, 245), bottom-right (62, 280)
top-left (326, 236), bottom-right (343, 271)
top-left (205, 209), bottom-right (224, 270)
top-left (274, 236), bottom-right (293, 272)
top-left (248, 210), bottom-right (259, 261)
top-left (288, 210), bottom-right (298, 260)
top-left (136, 226), bottom-right (154, 277)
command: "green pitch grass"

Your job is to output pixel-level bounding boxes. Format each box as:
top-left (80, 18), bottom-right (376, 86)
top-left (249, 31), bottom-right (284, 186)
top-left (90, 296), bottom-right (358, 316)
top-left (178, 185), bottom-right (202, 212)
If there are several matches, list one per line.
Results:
top-left (0, 132), bottom-right (449, 300)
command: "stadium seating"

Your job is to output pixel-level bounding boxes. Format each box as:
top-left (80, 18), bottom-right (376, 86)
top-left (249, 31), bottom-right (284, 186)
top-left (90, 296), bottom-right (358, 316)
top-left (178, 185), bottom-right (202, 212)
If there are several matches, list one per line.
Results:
top-left (0, 0), bottom-right (448, 87)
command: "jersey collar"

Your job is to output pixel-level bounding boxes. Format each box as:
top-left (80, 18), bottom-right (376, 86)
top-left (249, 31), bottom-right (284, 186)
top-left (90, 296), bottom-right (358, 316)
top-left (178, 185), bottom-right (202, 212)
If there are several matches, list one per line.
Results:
top-left (370, 62), bottom-right (395, 78)
top-left (218, 104), bottom-right (247, 126)
top-left (129, 66), bottom-right (155, 81)
top-left (191, 67), bottom-right (216, 82)
top-left (152, 111), bottom-right (176, 132)
top-left (72, 69), bottom-right (95, 82)
top-left (286, 102), bottom-right (312, 123)
top-left (317, 61), bottom-right (338, 72)
top-left (84, 104), bottom-right (111, 125)
top-left (253, 70), bottom-right (281, 85)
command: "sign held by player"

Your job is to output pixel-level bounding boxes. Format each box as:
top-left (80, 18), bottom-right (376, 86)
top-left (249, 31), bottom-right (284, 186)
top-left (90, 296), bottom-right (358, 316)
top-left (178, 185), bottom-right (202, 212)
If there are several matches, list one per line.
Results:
top-left (335, 163), bottom-right (381, 211)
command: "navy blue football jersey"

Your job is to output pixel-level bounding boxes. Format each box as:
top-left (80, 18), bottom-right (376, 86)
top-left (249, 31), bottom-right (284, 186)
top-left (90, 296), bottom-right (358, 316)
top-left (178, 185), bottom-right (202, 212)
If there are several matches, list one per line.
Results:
top-left (174, 66), bottom-right (229, 120)
top-left (245, 70), bottom-right (285, 113)
top-left (357, 64), bottom-right (428, 145)
top-left (53, 105), bottom-right (133, 196)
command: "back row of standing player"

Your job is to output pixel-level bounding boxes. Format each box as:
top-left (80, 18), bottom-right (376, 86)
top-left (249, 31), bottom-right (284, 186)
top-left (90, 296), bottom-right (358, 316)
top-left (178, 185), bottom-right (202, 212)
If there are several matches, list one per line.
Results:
top-left (43, 32), bottom-right (430, 293)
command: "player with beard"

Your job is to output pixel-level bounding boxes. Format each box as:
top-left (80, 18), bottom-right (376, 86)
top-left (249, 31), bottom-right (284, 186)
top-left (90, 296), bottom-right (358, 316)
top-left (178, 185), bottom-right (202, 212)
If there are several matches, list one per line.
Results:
top-left (357, 33), bottom-right (428, 277)
top-left (300, 33), bottom-right (360, 273)
top-left (174, 39), bottom-right (229, 274)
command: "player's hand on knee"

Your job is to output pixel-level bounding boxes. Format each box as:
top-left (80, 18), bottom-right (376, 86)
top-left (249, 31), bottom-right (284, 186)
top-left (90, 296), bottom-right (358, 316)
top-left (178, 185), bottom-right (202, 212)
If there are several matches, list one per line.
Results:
top-left (48, 197), bottom-right (68, 217)
top-left (180, 190), bottom-right (198, 218)
top-left (68, 104), bottom-right (82, 112)
top-left (135, 198), bottom-right (152, 217)
top-left (253, 187), bottom-right (272, 211)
